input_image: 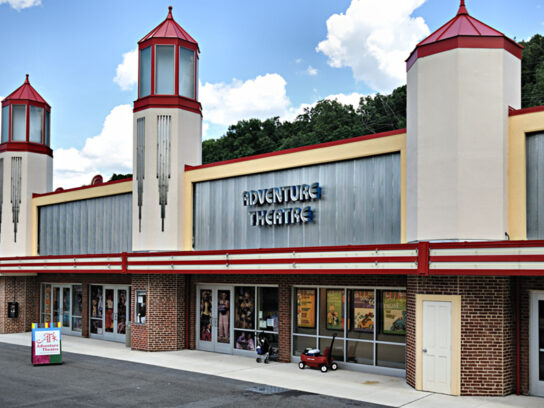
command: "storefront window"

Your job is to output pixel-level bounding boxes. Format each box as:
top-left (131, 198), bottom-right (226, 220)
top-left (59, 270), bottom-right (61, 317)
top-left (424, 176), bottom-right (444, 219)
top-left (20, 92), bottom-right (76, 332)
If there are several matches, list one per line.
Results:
top-left (72, 285), bottom-right (82, 332)
top-left (135, 290), bottom-right (146, 325)
top-left (90, 285), bottom-right (103, 334)
top-left (234, 286), bottom-right (255, 329)
top-left (293, 286), bottom-right (406, 372)
top-left (257, 287), bottom-right (278, 331)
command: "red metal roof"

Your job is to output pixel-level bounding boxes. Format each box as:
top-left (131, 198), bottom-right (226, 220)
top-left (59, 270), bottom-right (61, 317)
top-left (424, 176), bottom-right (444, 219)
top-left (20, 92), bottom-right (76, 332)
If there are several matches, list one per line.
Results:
top-left (139, 6), bottom-right (198, 48)
top-left (407, 1), bottom-right (522, 70)
top-left (3, 75), bottom-right (49, 106)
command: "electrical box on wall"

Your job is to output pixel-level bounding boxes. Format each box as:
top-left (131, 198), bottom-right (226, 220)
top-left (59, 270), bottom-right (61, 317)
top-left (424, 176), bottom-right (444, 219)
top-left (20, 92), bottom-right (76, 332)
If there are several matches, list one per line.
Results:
top-left (8, 302), bottom-right (19, 318)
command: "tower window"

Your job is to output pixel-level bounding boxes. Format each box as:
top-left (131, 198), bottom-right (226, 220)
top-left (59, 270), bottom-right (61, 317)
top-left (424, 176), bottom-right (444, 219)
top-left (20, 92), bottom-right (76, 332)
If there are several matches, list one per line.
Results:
top-left (179, 47), bottom-right (195, 99)
top-left (29, 105), bottom-right (44, 143)
top-left (11, 105), bottom-right (26, 142)
top-left (1, 105), bottom-right (8, 143)
top-left (155, 45), bottom-right (175, 95)
top-left (139, 46), bottom-right (151, 97)
top-left (45, 110), bottom-right (50, 147)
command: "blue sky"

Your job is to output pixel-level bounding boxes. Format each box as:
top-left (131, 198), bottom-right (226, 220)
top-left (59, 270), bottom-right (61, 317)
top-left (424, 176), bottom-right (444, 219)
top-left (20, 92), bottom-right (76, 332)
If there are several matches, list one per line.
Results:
top-left (0, 0), bottom-right (542, 188)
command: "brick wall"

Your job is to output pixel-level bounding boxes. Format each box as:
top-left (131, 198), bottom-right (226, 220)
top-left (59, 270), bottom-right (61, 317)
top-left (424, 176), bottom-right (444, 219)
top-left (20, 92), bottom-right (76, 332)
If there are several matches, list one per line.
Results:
top-left (0, 276), bottom-right (38, 334)
top-left (131, 274), bottom-right (186, 352)
top-left (406, 276), bottom-right (515, 396)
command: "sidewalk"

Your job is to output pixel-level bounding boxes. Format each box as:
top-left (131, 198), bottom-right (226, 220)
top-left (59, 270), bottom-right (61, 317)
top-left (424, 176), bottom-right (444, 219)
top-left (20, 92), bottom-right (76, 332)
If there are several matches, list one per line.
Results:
top-left (0, 332), bottom-right (541, 408)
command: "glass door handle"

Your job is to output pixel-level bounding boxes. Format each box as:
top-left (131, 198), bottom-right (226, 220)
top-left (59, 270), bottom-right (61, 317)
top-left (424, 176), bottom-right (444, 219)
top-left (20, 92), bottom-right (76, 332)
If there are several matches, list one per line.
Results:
top-left (422, 348), bottom-right (427, 353)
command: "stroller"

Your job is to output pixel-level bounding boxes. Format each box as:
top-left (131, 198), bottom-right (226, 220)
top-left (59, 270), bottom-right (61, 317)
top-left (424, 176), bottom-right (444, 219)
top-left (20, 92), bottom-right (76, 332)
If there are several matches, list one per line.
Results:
top-left (256, 332), bottom-right (278, 363)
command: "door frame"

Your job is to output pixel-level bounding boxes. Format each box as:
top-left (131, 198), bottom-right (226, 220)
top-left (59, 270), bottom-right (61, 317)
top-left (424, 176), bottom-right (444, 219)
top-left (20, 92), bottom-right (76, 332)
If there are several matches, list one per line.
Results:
top-left (196, 285), bottom-right (234, 354)
top-left (415, 294), bottom-right (461, 395)
top-left (89, 283), bottom-right (131, 342)
top-left (529, 290), bottom-right (544, 396)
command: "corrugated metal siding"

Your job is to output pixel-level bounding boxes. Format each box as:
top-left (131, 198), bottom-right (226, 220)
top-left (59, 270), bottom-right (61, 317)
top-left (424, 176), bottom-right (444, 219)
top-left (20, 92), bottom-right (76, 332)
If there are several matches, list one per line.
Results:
top-left (38, 193), bottom-right (132, 255)
top-left (527, 132), bottom-right (544, 239)
top-left (194, 153), bottom-right (401, 250)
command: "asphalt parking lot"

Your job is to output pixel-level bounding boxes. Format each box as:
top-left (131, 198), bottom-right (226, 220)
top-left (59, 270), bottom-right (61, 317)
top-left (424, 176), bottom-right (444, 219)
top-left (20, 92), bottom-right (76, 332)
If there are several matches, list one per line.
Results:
top-left (0, 343), bottom-right (389, 408)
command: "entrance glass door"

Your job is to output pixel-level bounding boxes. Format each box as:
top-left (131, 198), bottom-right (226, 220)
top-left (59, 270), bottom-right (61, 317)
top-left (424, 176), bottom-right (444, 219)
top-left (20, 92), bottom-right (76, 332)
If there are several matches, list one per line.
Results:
top-left (90, 284), bottom-right (130, 342)
top-left (530, 292), bottom-right (544, 396)
top-left (197, 286), bottom-right (233, 354)
top-left (45, 284), bottom-right (80, 335)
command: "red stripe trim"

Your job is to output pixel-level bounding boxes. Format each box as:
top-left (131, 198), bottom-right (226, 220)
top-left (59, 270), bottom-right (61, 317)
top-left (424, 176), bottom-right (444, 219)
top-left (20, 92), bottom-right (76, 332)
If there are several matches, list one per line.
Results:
top-left (429, 269), bottom-right (544, 276)
top-left (0, 142), bottom-right (53, 157)
top-left (126, 269), bottom-right (417, 275)
top-left (133, 95), bottom-right (202, 115)
top-left (0, 261), bottom-right (122, 268)
top-left (429, 239), bottom-right (544, 249)
top-left (407, 36), bottom-right (522, 71)
top-left (509, 105), bottom-right (544, 117)
top-left (185, 128), bottom-right (406, 171)
top-left (32, 178), bottom-right (132, 199)
top-left (431, 255), bottom-right (544, 262)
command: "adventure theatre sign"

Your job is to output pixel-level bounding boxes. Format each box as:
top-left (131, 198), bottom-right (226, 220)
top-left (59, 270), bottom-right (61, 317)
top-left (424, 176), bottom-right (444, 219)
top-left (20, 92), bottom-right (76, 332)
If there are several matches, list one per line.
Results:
top-left (242, 182), bottom-right (321, 226)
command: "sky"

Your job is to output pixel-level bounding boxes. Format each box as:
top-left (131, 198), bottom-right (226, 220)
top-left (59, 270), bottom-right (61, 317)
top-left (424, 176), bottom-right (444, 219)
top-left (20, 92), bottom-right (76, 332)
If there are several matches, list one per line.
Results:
top-left (0, 0), bottom-right (542, 189)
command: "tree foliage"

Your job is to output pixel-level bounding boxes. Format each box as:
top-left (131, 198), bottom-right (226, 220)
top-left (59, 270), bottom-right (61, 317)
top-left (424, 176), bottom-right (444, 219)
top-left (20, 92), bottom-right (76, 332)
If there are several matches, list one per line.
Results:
top-left (520, 34), bottom-right (544, 109)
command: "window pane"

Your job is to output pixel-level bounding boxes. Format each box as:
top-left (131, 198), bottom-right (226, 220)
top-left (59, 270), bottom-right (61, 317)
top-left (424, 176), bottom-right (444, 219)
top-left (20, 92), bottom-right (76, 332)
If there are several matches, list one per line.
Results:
top-left (320, 288), bottom-right (344, 336)
top-left (376, 343), bottom-right (405, 369)
top-left (294, 288), bottom-right (317, 335)
top-left (234, 286), bottom-right (255, 329)
top-left (378, 290), bottom-right (406, 343)
top-left (348, 289), bottom-right (374, 340)
top-left (319, 337), bottom-right (344, 362)
top-left (293, 335), bottom-right (316, 356)
top-left (1, 105), bottom-right (8, 143)
top-left (139, 46), bottom-right (151, 97)
top-left (11, 105), bottom-right (26, 141)
top-left (347, 340), bottom-right (373, 365)
top-left (45, 110), bottom-right (50, 146)
top-left (155, 45), bottom-right (174, 94)
top-left (257, 287), bottom-right (278, 331)
top-left (179, 46), bottom-right (195, 98)
top-left (29, 106), bottom-right (43, 143)
top-left (235, 330), bottom-right (256, 351)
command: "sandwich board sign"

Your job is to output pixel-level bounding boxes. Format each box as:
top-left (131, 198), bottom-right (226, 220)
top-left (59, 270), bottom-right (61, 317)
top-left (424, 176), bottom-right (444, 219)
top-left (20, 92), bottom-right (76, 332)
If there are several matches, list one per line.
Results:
top-left (31, 322), bottom-right (62, 365)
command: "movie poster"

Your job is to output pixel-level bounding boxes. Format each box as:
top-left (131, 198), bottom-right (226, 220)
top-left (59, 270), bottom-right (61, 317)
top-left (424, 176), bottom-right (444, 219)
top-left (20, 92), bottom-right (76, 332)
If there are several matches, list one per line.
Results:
top-left (296, 289), bottom-right (316, 328)
top-left (352, 290), bottom-right (374, 332)
top-left (383, 291), bottom-right (406, 335)
top-left (326, 289), bottom-right (344, 330)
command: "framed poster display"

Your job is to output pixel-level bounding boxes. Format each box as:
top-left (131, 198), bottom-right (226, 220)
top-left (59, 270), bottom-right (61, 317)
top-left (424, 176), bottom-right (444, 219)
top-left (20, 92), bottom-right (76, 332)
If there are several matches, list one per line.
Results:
top-left (296, 289), bottom-right (316, 329)
top-left (326, 289), bottom-right (344, 330)
top-left (382, 291), bottom-right (406, 335)
top-left (352, 290), bottom-right (374, 332)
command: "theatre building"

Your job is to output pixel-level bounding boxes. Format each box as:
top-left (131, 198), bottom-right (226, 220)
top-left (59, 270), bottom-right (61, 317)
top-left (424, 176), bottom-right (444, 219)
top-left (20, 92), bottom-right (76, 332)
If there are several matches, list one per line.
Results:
top-left (2, 1), bottom-right (544, 397)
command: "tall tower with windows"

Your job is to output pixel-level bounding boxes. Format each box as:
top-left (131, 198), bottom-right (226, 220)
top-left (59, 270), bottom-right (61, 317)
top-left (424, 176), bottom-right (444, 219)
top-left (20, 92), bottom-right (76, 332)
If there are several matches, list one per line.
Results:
top-left (132, 6), bottom-right (202, 251)
top-left (0, 75), bottom-right (53, 255)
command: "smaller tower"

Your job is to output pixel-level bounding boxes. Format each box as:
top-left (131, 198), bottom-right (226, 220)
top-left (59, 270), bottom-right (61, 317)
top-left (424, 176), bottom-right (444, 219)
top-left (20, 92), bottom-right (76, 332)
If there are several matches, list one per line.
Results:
top-left (406, 1), bottom-right (522, 242)
top-left (132, 7), bottom-right (202, 251)
top-left (0, 75), bottom-right (53, 255)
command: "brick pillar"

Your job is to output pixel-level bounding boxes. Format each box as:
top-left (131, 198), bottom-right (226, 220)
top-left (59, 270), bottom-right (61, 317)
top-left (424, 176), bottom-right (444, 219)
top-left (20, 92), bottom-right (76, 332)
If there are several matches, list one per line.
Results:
top-left (278, 282), bottom-right (291, 362)
top-left (0, 276), bottom-right (38, 334)
top-left (131, 274), bottom-right (186, 352)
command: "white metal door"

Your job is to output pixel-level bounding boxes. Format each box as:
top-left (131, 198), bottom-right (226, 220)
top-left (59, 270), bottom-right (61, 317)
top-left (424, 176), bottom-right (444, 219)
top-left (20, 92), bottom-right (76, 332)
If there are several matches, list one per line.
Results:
top-left (196, 286), bottom-right (233, 354)
top-left (530, 292), bottom-right (544, 396)
top-left (422, 301), bottom-right (452, 394)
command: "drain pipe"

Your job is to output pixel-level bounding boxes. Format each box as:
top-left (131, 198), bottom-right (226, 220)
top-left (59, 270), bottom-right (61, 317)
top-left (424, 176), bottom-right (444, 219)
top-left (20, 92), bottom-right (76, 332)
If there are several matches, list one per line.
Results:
top-left (516, 276), bottom-right (521, 395)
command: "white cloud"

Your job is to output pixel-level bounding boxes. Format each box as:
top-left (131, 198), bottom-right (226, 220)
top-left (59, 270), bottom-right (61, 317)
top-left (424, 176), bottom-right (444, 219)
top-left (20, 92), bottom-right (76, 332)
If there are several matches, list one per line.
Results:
top-left (306, 66), bottom-right (318, 76)
top-left (54, 104), bottom-right (132, 189)
top-left (283, 92), bottom-right (366, 122)
top-left (316, 0), bottom-right (429, 92)
top-left (200, 73), bottom-right (291, 127)
top-left (0, 0), bottom-right (40, 10)
top-left (114, 48), bottom-right (138, 91)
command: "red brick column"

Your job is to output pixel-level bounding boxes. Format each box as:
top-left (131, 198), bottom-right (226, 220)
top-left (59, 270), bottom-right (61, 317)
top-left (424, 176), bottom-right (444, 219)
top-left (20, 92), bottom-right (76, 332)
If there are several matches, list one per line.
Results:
top-left (81, 283), bottom-right (90, 338)
top-left (131, 274), bottom-right (187, 351)
top-left (0, 276), bottom-right (38, 334)
top-left (278, 282), bottom-right (291, 362)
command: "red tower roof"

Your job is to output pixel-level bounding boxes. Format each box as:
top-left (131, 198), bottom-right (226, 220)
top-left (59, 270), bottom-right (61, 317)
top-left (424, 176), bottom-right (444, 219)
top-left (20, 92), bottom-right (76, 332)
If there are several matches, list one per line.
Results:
top-left (139, 6), bottom-right (199, 51)
top-left (3, 75), bottom-right (49, 108)
top-left (407, 1), bottom-right (522, 70)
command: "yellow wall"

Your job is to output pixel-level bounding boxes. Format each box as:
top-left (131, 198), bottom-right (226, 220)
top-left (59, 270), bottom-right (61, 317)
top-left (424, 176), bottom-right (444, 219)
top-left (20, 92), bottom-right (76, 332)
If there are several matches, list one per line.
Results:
top-left (183, 133), bottom-right (407, 250)
top-left (31, 180), bottom-right (132, 255)
top-left (508, 110), bottom-right (544, 240)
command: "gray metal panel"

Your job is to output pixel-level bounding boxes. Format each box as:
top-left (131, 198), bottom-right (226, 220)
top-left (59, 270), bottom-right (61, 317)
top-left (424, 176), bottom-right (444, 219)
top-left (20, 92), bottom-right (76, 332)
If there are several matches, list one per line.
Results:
top-left (194, 153), bottom-right (401, 250)
top-left (38, 193), bottom-right (132, 255)
top-left (527, 132), bottom-right (544, 238)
